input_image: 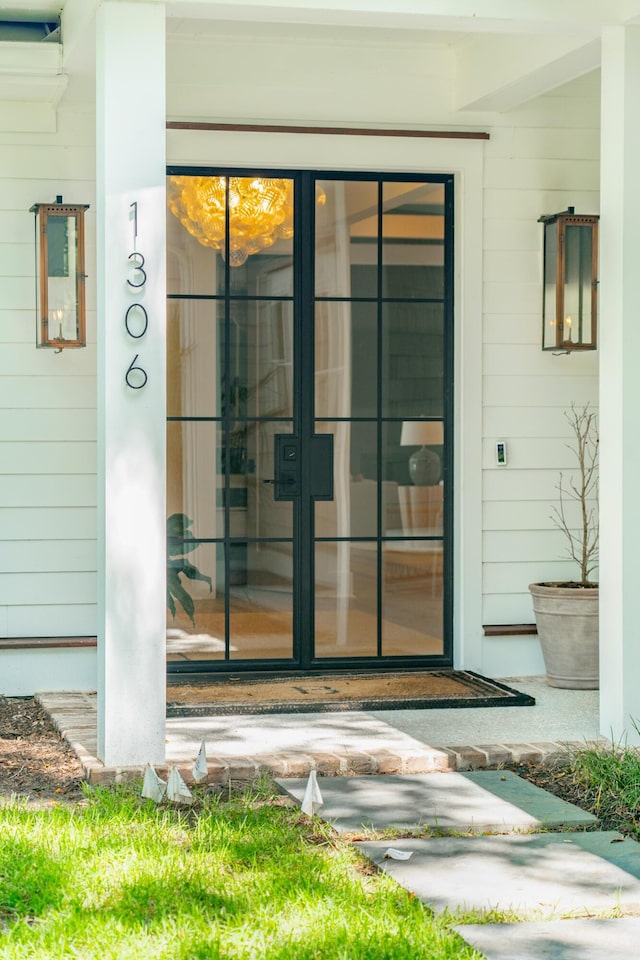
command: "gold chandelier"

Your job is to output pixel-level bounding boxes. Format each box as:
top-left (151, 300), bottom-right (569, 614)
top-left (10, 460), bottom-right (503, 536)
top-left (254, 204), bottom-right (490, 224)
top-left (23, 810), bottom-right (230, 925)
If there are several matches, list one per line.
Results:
top-left (169, 176), bottom-right (296, 267)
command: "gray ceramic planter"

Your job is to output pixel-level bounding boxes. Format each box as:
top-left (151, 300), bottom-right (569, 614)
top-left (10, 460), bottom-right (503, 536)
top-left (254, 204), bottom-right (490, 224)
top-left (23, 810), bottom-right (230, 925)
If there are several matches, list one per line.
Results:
top-left (529, 582), bottom-right (599, 689)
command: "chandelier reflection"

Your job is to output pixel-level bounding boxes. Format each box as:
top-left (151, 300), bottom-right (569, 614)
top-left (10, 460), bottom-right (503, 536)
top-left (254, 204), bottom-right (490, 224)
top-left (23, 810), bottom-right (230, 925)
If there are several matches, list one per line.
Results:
top-left (168, 176), bottom-right (302, 267)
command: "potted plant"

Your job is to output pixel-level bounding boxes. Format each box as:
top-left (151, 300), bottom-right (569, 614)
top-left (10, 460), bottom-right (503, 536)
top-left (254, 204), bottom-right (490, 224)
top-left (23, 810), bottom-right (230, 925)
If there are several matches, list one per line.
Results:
top-left (529, 404), bottom-right (599, 689)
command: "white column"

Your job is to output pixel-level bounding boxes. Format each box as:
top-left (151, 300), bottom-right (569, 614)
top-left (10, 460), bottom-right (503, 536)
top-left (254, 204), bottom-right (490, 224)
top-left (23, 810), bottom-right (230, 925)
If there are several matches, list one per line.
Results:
top-left (96, 1), bottom-right (167, 765)
top-left (599, 26), bottom-right (640, 743)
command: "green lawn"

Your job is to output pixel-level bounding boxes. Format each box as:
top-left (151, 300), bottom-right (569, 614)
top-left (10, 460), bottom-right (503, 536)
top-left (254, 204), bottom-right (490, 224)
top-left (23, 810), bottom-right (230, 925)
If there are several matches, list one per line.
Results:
top-left (0, 783), bottom-right (479, 960)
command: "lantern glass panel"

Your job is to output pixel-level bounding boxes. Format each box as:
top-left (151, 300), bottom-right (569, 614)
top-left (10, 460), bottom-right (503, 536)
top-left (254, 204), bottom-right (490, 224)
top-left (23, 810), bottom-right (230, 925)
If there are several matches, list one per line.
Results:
top-left (46, 213), bottom-right (79, 342)
top-left (564, 224), bottom-right (593, 347)
top-left (542, 220), bottom-right (558, 350)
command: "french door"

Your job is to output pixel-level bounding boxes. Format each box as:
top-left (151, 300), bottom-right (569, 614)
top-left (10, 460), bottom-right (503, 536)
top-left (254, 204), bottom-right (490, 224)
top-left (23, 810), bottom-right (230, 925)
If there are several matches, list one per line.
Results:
top-left (166, 169), bottom-right (453, 673)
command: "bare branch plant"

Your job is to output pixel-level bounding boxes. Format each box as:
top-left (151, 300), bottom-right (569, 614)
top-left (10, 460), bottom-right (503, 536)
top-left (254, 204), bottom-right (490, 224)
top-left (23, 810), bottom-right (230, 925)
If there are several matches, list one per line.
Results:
top-left (551, 403), bottom-right (599, 587)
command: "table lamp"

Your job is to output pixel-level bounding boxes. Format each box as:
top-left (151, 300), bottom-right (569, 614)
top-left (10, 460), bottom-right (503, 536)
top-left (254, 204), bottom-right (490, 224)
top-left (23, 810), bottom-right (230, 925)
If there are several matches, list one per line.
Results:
top-left (400, 419), bottom-right (443, 485)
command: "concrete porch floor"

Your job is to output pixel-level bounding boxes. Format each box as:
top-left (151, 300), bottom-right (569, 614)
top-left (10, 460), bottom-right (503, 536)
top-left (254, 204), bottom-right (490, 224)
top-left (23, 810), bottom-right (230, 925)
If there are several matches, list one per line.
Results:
top-left (37, 677), bottom-right (604, 785)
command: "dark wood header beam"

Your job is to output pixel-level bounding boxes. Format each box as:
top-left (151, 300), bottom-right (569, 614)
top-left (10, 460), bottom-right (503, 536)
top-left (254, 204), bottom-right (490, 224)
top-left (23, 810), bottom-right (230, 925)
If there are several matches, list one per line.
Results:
top-left (166, 121), bottom-right (490, 141)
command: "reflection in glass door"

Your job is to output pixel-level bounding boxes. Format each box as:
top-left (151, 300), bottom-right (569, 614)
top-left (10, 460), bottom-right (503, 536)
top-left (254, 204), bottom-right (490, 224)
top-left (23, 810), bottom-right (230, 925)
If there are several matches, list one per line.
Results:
top-left (313, 178), bottom-right (450, 663)
top-left (165, 170), bottom-right (453, 672)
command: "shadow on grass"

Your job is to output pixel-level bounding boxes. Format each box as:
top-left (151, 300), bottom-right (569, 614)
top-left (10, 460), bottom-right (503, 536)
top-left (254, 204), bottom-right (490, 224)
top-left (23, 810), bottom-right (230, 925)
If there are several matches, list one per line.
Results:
top-left (0, 836), bottom-right (69, 926)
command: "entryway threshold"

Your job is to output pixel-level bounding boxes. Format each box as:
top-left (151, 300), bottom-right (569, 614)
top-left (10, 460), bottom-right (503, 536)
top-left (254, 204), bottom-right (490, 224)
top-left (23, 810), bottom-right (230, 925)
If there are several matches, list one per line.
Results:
top-left (36, 678), bottom-right (603, 786)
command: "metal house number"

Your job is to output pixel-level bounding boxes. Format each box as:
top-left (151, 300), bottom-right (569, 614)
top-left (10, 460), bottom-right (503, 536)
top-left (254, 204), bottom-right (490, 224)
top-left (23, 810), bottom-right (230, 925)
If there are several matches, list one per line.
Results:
top-left (125, 201), bottom-right (148, 390)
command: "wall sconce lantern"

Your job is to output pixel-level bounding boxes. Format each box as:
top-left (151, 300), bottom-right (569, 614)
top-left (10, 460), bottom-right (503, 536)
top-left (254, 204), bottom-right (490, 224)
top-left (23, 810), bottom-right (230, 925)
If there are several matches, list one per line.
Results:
top-left (538, 207), bottom-right (599, 352)
top-left (30, 196), bottom-right (89, 350)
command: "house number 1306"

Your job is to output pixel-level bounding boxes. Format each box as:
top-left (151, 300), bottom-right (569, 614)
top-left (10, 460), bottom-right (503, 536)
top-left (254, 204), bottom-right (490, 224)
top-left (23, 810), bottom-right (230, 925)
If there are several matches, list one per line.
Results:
top-left (125, 202), bottom-right (148, 390)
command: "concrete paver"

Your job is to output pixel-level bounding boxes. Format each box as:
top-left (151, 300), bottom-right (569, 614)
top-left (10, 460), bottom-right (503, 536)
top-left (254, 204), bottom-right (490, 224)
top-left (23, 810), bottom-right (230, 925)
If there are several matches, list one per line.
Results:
top-left (355, 832), bottom-right (640, 918)
top-left (454, 918), bottom-right (640, 960)
top-left (276, 771), bottom-right (597, 834)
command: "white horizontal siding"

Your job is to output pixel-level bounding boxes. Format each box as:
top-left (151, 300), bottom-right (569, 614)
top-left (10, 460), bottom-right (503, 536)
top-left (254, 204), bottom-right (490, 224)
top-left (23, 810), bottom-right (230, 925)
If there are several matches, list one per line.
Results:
top-left (484, 468), bottom-right (573, 502)
top-left (0, 244), bottom-right (33, 276)
top-left (484, 529), bottom-right (573, 564)
top-left (482, 593), bottom-right (536, 624)
top-left (481, 73), bottom-right (599, 642)
top-left (484, 345), bottom-right (597, 378)
top-left (5, 604), bottom-right (96, 637)
top-left (0, 572), bottom-right (96, 606)
top-left (484, 189), bottom-right (599, 221)
top-left (483, 220), bottom-right (539, 252)
top-left (484, 500), bottom-right (556, 531)
top-left (484, 158), bottom-right (599, 192)
top-left (484, 561), bottom-right (577, 595)
top-left (0, 409), bottom-right (96, 442)
top-left (0, 540), bottom-right (96, 573)
top-left (483, 405), bottom-right (596, 438)
top-left (0, 507), bottom-right (96, 539)
top-left (483, 250), bottom-right (541, 285)
top-left (483, 314), bottom-right (539, 345)
top-left (484, 375), bottom-right (598, 407)
top-left (0, 475), bottom-right (96, 507)
top-left (511, 127), bottom-right (600, 161)
top-left (0, 344), bottom-right (97, 377)
top-left (0, 104), bottom-right (95, 147)
top-left (0, 648), bottom-right (96, 695)
top-left (483, 281), bottom-right (540, 314)
top-left (0, 105), bottom-right (98, 642)
top-left (0, 145), bottom-right (96, 181)
top-left (0, 443), bottom-right (95, 473)
top-left (0, 377), bottom-right (96, 408)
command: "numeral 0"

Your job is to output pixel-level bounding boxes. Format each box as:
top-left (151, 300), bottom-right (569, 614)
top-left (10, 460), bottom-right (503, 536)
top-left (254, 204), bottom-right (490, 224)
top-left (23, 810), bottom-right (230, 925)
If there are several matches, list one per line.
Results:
top-left (125, 303), bottom-right (149, 340)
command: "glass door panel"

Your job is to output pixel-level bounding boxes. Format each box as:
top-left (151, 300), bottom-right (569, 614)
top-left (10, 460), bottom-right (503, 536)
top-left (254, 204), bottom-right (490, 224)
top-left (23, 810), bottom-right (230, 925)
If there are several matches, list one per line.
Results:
top-left (381, 549), bottom-right (444, 656)
top-left (313, 176), bottom-right (450, 663)
top-left (230, 541), bottom-right (294, 660)
top-left (314, 541), bottom-right (378, 659)
top-left (382, 181), bottom-right (445, 298)
top-left (167, 169), bottom-right (452, 672)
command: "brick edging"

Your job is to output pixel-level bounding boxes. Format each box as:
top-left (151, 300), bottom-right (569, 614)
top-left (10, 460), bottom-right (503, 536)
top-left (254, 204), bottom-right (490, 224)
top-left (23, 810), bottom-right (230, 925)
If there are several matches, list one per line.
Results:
top-left (35, 692), bottom-right (598, 787)
top-left (81, 741), bottom-right (587, 785)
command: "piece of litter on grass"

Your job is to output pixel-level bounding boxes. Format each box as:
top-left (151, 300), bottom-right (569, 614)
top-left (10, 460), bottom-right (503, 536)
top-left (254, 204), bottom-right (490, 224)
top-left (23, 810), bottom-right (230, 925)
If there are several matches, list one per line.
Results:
top-left (192, 740), bottom-right (208, 782)
top-left (301, 769), bottom-right (323, 816)
top-left (384, 848), bottom-right (413, 861)
top-left (166, 766), bottom-right (194, 805)
top-left (141, 763), bottom-right (167, 803)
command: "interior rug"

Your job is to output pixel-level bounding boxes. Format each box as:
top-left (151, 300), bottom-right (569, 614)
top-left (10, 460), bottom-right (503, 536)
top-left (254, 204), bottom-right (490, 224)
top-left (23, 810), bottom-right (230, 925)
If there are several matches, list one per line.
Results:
top-left (166, 671), bottom-right (535, 717)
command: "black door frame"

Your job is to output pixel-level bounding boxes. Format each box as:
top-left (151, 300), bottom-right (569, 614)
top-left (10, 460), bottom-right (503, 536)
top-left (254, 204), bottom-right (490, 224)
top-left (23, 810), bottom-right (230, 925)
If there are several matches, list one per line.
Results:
top-left (167, 166), bottom-right (455, 677)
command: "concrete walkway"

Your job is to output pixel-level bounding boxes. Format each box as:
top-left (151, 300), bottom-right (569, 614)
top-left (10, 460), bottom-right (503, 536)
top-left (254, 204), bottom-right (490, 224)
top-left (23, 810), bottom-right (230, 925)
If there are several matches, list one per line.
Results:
top-left (279, 770), bottom-right (640, 959)
top-left (37, 676), bottom-right (603, 784)
top-left (38, 676), bottom-right (633, 960)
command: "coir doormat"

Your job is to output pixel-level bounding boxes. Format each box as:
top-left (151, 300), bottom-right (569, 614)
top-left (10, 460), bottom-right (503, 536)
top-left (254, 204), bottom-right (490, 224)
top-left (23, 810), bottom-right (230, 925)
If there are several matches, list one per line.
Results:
top-left (166, 671), bottom-right (535, 717)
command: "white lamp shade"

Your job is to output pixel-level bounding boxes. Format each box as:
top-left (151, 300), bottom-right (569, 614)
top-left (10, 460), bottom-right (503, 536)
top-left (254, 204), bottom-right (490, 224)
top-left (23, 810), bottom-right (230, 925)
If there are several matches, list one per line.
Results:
top-left (400, 419), bottom-right (443, 447)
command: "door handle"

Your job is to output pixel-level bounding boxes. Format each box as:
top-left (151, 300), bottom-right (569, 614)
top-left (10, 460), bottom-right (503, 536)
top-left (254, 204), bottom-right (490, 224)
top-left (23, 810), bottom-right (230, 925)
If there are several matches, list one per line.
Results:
top-left (263, 477), bottom-right (296, 484)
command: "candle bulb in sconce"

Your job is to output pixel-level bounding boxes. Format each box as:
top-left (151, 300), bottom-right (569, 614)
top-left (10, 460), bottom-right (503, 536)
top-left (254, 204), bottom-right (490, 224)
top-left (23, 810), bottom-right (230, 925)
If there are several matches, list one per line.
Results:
top-left (565, 316), bottom-right (572, 341)
top-left (51, 309), bottom-right (64, 340)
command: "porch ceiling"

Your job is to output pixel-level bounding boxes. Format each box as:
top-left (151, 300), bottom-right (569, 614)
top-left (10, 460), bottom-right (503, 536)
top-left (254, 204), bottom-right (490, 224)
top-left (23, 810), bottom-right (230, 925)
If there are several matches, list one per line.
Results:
top-left (2, 0), bottom-right (640, 116)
